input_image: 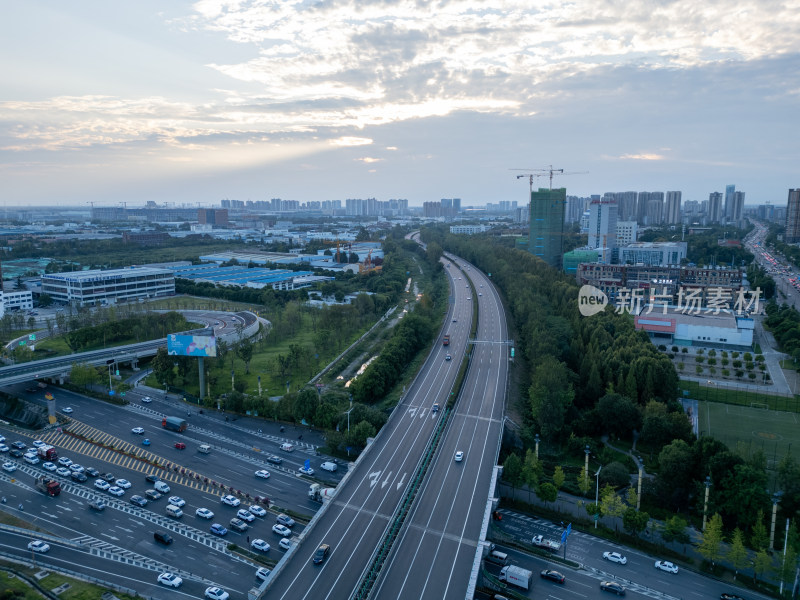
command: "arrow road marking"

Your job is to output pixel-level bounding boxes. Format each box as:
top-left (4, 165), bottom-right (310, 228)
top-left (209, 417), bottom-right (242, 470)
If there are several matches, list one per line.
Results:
top-left (382, 471), bottom-right (393, 488)
top-left (368, 471), bottom-right (381, 488)
top-left (396, 472), bottom-right (406, 491)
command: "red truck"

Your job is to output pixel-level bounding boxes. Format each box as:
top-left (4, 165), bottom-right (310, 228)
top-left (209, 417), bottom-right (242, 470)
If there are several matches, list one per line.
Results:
top-left (36, 476), bottom-right (61, 497)
top-left (443, 334), bottom-right (450, 346)
top-left (37, 445), bottom-right (58, 461)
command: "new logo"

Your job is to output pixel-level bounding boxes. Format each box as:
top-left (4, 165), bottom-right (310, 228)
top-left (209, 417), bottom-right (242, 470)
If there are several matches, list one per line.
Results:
top-left (578, 285), bottom-right (608, 316)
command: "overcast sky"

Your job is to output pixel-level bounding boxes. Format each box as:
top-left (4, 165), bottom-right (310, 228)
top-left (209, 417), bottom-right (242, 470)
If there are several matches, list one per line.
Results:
top-left (2, 1), bottom-right (798, 208)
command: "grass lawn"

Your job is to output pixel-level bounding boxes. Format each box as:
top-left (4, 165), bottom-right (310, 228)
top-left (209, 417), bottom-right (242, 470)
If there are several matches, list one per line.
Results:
top-left (680, 379), bottom-right (800, 412)
top-left (697, 400), bottom-right (800, 466)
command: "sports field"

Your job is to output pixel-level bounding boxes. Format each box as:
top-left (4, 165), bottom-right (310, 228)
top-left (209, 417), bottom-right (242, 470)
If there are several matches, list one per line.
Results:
top-left (697, 401), bottom-right (800, 466)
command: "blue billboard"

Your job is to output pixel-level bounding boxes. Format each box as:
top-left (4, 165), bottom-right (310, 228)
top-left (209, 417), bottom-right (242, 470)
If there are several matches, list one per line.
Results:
top-left (167, 334), bottom-right (217, 357)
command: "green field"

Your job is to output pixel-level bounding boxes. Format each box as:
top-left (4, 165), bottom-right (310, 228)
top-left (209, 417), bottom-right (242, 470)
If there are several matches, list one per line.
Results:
top-left (697, 400), bottom-right (800, 466)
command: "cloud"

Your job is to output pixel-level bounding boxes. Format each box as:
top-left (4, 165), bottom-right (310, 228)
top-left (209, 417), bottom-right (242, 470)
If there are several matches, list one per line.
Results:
top-left (356, 157), bottom-right (382, 163)
top-left (331, 136), bottom-right (373, 147)
top-left (618, 153), bottom-right (666, 161)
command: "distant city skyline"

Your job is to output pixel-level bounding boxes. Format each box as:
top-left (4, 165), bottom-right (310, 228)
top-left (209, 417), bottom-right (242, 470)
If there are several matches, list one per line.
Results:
top-left (2, 2), bottom-right (798, 207)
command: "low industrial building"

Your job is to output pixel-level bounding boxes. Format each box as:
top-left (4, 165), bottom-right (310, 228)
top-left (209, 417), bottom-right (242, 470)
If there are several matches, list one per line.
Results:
top-left (41, 267), bottom-right (175, 306)
top-left (635, 307), bottom-right (754, 350)
top-left (170, 264), bottom-right (331, 290)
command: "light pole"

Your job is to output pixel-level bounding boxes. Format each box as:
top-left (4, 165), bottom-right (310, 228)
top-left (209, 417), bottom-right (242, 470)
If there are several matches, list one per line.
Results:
top-left (594, 466), bottom-right (602, 529)
top-left (163, 381), bottom-right (167, 398)
top-left (584, 444), bottom-right (590, 479)
top-left (702, 476), bottom-right (712, 531)
top-left (534, 434), bottom-right (540, 460)
top-left (770, 491), bottom-right (783, 550)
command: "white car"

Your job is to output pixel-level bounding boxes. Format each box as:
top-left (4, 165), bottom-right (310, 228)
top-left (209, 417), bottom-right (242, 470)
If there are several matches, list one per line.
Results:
top-left (196, 507), bottom-right (215, 519)
top-left (655, 560), bottom-right (679, 574)
top-left (0, 435), bottom-right (4, 443)
top-left (249, 505), bottom-right (267, 517)
top-left (24, 455), bottom-right (39, 465)
top-left (279, 537), bottom-right (292, 551)
top-left (454, 451), bottom-right (464, 462)
top-left (57, 457), bottom-right (72, 467)
top-left (276, 514), bottom-right (295, 528)
top-left (154, 481), bottom-right (170, 493)
top-left (107, 486), bottom-right (125, 497)
top-left (32, 440), bottom-right (46, 448)
top-left (62, 407), bottom-right (73, 414)
top-left (221, 495), bottom-right (240, 507)
top-left (158, 572), bottom-right (183, 588)
top-left (27, 540), bottom-right (50, 553)
top-left (256, 567), bottom-right (271, 581)
top-left (2, 462), bottom-right (16, 473)
top-left (272, 524), bottom-right (291, 537)
top-left (168, 496), bottom-right (185, 507)
top-left (69, 464), bottom-right (84, 473)
top-left (56, 467), bottom-right (71, 477)
top-left (237, 509), bottom-right (255, 522)
top-left (115, 479), bottom-right (131, 489)
top-left (131, 427), bottom-right (145, 435)
top-left (42, 462), bottom-right (56, 471)
top-left (603, 551), bottom-right (627, 565)
top-left (142, 396), bottom-right (152, 403)
top-left (299, 466), bottom-right (314, 476)
top-left (0, 444), bottom-right (8, 453)
top-left (94, 479), bottom-right (110, 491)
top-left (255, 469), bottom-right (271, 479)
top-left (251, 538), bottom-right (270, 552)
top-left (205, 587), bottom-right (229, 600)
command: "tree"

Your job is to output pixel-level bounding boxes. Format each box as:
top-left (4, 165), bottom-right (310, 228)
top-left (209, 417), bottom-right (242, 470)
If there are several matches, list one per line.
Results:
top-left (622, 507), bottom-right (649, 537)
top-left (151, 347), bottom-right (174, 384)
top-left (697, 513), bottom-right (724, 568)
top-left (522, 450), bottom-right (542, 502)
top-left (529, 356), bottom-right (574, 443)
top-left (779, 543), bottom-right (798, 591)
top-left (625, 486), bottom-right (638, 508)
top-left (235, 339), bottom-right (254, 374)
top-left (661, 516), bottom-right (690, 551)
top-left (726, 528), bottom-right (748, 580)
top-left (552, 465), bottom-right (566, 490)
top-left (503, 453), bottom-right (523, 493)
top-left (38, 293), bottom-right (53, 307)
top-left (656, 439), bottom-right (695, 509)
top-left (595, 393), bottom-right (641, 439)
top-left (751, 509), bottom-right (769, 551)
top-left (577, 467), bottom-right (592, 497)
top-left (70, 362), bottom-right (101, 390)
top-left (600, 485), bottom-right (626, 530)
top-left (538, 482), bottom-right (558, 507)
top-left (752, 549), bottom-right (772, 583)
top-left (600, 461), bottom-right (631, 489)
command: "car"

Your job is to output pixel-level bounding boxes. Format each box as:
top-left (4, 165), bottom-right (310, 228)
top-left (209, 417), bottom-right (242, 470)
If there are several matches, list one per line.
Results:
top-left (70, 471), bottom-right (88, 483)
top-left (600, 581), bottom-right (626, 596)
top-left (142, 438), bottom-right (151, 446)
top-left (229, 518), bottom-right (249, 532)
top-left (130, 495), bottom-right (148, 507)
top-left (0, 444), bottom-right (8, 452)
top-left (452, 318), bottom-right (457, 322)
top-left (276, 513), bottom-right (295, 527)
top-left (69, 464), bottom-right (84, 473)
top-left (454, 451), bottom-right (464, 462)
top-left (445, 354), bottom-right (451, 361)
top-left (154, 481), bottom-right (170, 493)
top-left (654, 560), bottom-right (679, 574)
top-left (9, 449), bottom-right (23, 458)
top-left (249, 505), bottom-right (266, 517)
top-left (221, 494), bottom-right (240, 507)
top-left (479, 293), bottom-right (482, 296)
top-left (272, 524), bottom-right (291, 537)
top-left (467, 297), bottom-right (471, 300)
top-left (2, 462), bottom-right (16, 473)
top-left (88, 499), bottom-right (106, 511)
top-left (432, 403), bottom-right (439, 413)
top-left (196, 507), bottom-right (214, 519)
top-left (42, 462), bottom-right (56, 471)
top-left (24, 455), bottom-right (39, 465)
top-left (94, 479), bottom-right (110, 491)
top-left (99, 473), bottom-right (114, 483)
top-left (540, 569), bottom-right (566, 584)
top-left (251, 538), bottom-right (270, 552)
top-left (56, 467), bottom-right (71, 477)
top-left (210, 523), bottom-right (228, 536)
top-left (145, 474), bottom-right (161, 483)
top-left (57, 456), bottom-right (72, 466)
top-left (255, 469), bottom-right (271, 479)
top-left (27, 540), bottom-right (50, 553)
top-left (131, 427), bottom-right (145, 435)
top-left (158, 572), bottom-right (183, 588)
top-left (142, 396), bottom-right (152, 403)
top-left (107, 486), bottom-right (125, 497)
top-left (256, 567), bottom-right (271, 581)
top-left (168, 496), bottom-right (185, 507)
top-left (174, 442), bottom-right (186, 450)
top-left (313, 543), bottom-right (330, 564)
top-left (603, 551), bottom-right (627, 564)
top-left (62, 407), bottom-right (73, 414)
top-left (204, 587), bottom-right (229, 600)
top-left (266, 454), bottom-right (283, 465)
top-left (154, 531), bottom-right (173, 545)
top-left (0, 435), bottom-right (4, 443)
top-left (115, 479), bottom-right (131, 489)
top-left (85, 466), bottom-right (100, 477)
top-left (32, 440), bottom-right (45, 448)
top-left (299, 466), bottom-right (314, 475)
top-left (145, 489), bottom-right (162, 501)
top-left (279, 537), bottom-right (292, 551)
top-left (237, 509), bottom-right (255, 522)
top-left (719, 594), bottom-right (745, 600)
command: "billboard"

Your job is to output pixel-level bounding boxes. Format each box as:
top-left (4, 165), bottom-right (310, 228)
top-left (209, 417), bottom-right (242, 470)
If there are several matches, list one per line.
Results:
top-left (167, 334), bottom-right (217, 357)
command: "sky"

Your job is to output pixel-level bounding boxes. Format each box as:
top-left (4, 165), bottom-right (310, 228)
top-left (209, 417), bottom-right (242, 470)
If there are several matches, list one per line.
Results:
top-left (1, 1), bottom-right (799, 208)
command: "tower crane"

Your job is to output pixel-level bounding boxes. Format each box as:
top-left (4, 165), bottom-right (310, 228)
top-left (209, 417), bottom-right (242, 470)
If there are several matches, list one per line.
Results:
top-left (510, 166), bottom-right (588, 190)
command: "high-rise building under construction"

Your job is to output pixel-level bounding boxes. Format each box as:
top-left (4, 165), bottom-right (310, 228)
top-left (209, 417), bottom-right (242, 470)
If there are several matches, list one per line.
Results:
top-left (528, 187), bottom-right (567, 269)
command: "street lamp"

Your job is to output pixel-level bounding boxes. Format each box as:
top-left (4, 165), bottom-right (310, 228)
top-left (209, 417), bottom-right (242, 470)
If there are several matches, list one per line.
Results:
top-left (163, 381), bottom-right (167, 398)
top-left (584, 444), bottom-right (590, 479)
top-left (770, 490), bottom-right (783, 550)
top-left (594, 466), bottom-right (602, 529)
top-left (702, 476), bottom-right (712, 531)
top-left (534, 434), bottom-right (540, 460)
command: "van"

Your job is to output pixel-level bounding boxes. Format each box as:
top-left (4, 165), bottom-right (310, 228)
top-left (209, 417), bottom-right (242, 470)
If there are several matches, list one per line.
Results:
top-left (154, 531), bottom-right (173, 545)
top-left (486, 549), bottom-right (508, 566)
top-left (198, 444), bottom-right (211, 454)
top-left (166, 504), bottom-right (183, 518)
top-left (280, 442), bottom-right (294, 452)
top-left (320, 461), bottom-right (337, 472)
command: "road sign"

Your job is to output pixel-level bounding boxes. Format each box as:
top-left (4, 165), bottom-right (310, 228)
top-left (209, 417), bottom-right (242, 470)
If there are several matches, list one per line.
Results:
top-left (28, 334), bottom-right (36, 341)
top-left (560, 529), bottom-right (568, 544)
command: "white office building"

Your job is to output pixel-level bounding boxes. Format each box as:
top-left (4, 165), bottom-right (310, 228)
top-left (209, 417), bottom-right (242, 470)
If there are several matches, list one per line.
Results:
top-left (618, 241), bottom-right (688, 267)
top-left (41, 267), bottom-right (175, 306)
top-left (616, 221), bottom-right (638, 247)
top-left (587, 198), bottom-right (618, 263)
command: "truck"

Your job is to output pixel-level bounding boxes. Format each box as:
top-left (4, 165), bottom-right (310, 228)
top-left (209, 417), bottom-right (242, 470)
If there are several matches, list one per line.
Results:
top-left (35, 476), bottom-right (61, 497)
top-left (443, 334), bottom-right (450, 346)
top-left (531, 534), bottom-right (561, 553)
top-left (499, 565), bottom-right (532, 591)
top-left (162, 416), bottom-right (187, 433)
top-left (308, 483), bottom-right (335, 504)
top-left (37, 445), bottom-right (58, 461)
